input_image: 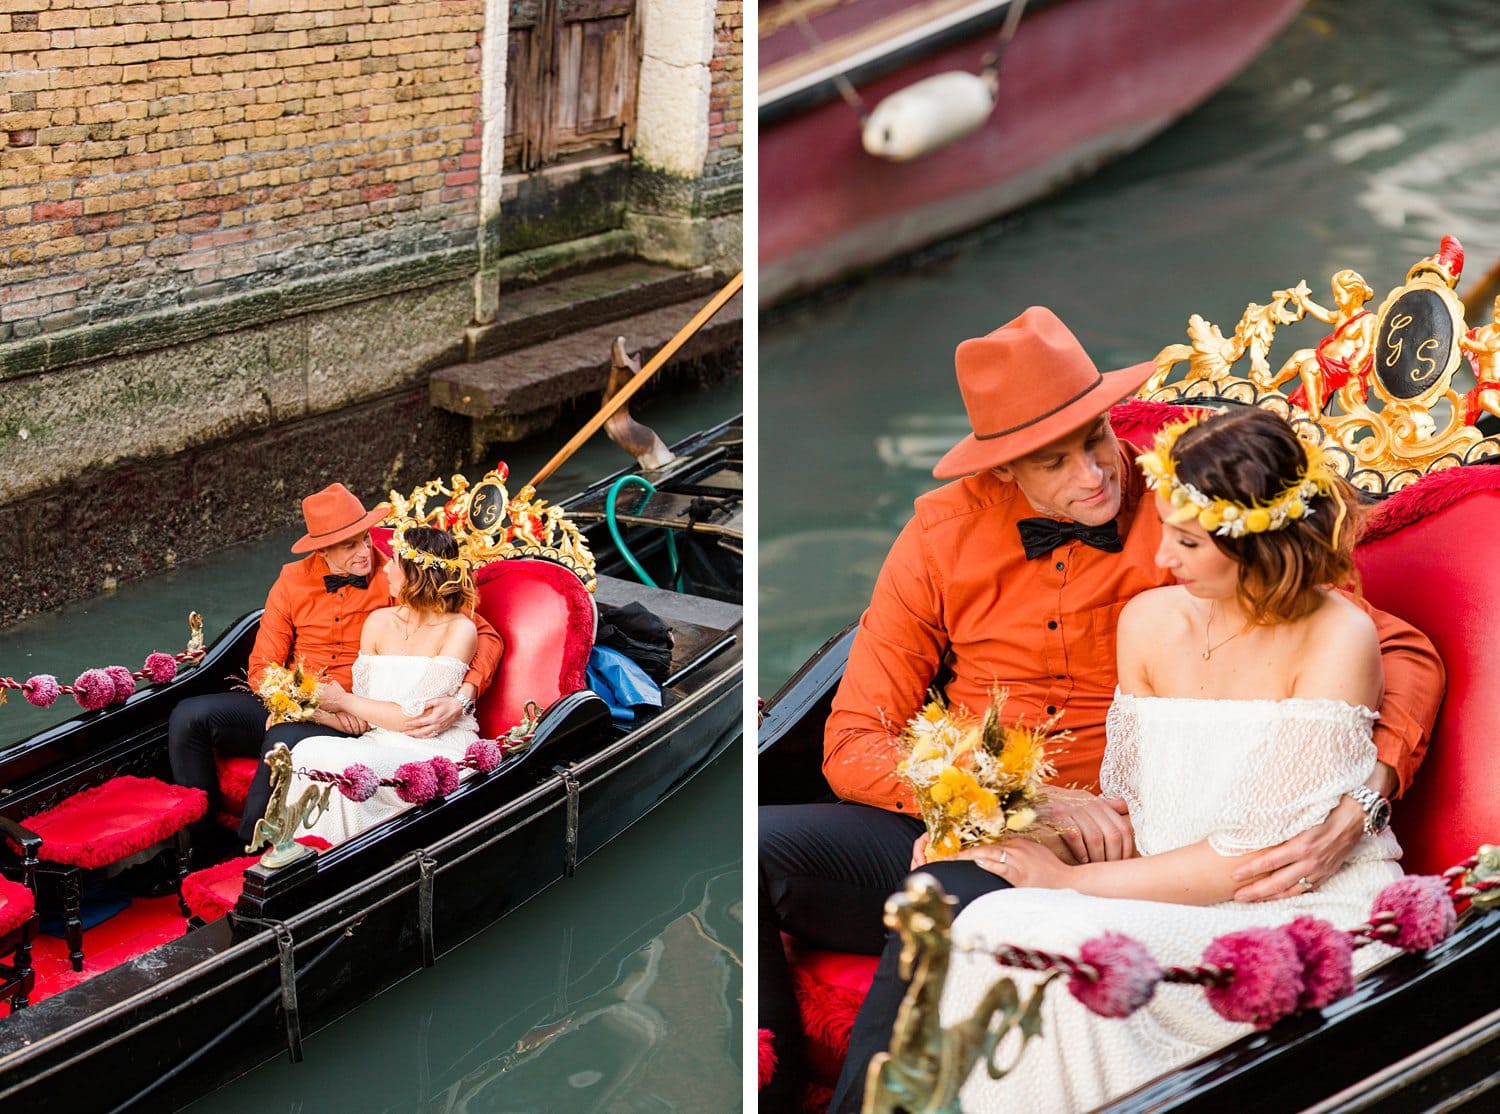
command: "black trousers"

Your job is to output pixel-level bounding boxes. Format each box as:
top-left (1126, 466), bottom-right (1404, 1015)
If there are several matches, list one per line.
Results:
top-left (167, 693), bottom-right (356, 845)
top-left (758, 801), bottom-right (1012, 1113)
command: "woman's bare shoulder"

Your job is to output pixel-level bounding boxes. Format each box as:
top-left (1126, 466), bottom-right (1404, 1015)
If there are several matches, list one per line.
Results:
top-left (1120, 585), bottom-right (1189, 629)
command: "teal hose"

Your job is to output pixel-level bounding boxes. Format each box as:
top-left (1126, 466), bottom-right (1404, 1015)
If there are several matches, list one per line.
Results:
top-left (605, 475), bottom-right (681, 590)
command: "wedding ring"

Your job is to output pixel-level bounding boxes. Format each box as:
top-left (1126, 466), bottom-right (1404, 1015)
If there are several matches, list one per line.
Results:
top-left (1298, 876), bottom-right (1314, 890)
top-left (999, 849), bottom-right (1008, 865)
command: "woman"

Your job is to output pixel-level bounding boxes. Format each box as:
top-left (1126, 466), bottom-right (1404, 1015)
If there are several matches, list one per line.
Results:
top-left (288, 525), bottom-right (480, 844)
top-left (936, 408), bottom-right (1409, 1112)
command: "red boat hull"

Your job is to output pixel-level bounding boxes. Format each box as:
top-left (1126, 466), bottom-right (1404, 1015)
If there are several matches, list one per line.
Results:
top-left (759, 0), bottom-right (1305, 304)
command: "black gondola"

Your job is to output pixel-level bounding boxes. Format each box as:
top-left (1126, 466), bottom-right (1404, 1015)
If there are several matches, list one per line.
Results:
top-left (0, 416), bottom-right (743, 1112)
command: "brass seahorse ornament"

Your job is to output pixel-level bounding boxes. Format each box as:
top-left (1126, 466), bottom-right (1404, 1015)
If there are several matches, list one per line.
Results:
top-left (863, 873), bottom-right (1056, 1114)
top-left (248, 741), bottom-right (332, 868)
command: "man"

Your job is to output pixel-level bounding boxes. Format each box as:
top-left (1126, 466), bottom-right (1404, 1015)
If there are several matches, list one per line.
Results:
top-left (169, 482), bottom-right (502, 855)
top-left (758, 308), bottom-right (1443, 1113)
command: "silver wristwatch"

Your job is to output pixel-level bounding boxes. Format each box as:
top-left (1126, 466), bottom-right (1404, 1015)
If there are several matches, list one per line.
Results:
top-left (1347, 786), bottom-right (1392, 835)
top-left (456, 692), bottom-right (476, 718)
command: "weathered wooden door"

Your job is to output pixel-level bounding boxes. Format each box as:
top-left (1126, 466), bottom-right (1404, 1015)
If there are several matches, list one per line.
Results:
top-left (506, 0), bottom-right (641, 172)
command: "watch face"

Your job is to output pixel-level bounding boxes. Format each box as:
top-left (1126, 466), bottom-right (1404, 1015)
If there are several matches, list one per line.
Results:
top-left (1370, 800), bottom-right (1392, 833)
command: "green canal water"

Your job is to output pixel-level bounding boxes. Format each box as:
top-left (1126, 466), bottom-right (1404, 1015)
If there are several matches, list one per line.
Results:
top-left (0, 382), bottom-right (743, 1112)
top-left (760, 0), bottom-right (1500, 692)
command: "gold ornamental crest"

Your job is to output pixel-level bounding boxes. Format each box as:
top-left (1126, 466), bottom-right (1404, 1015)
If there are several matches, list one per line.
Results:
top-left (1141, 236), bottom-right (1500, 493)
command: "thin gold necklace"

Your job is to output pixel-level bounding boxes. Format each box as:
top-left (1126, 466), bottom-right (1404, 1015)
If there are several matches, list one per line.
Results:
top-left (1202, 600), bottom-right (1247, 660)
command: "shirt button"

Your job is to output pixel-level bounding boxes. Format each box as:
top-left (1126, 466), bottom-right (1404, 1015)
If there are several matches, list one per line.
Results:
top-left (1055, 674), bottom-right (1065, 680)
top-left (1055, 561), bottom-right (1065, 571)
top-left (1047, 620), bottom-right (1058, 630)
top-left (1046, 705), bottom-right (1057, 715)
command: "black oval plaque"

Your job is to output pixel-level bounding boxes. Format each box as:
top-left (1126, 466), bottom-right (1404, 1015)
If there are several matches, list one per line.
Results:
top-left (468, 480), bottom-right (507, 533)
top-left (1374, 288), bottom-right (1455, 399)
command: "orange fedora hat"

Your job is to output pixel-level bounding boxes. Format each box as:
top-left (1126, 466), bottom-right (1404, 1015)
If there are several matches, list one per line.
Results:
top-left (933, 306), bottom-right (1154, 479)
top-left (290, 483), bottom-right (390, 554)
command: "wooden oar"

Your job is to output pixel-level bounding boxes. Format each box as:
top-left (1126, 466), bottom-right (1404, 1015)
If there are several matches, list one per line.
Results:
top-left (526, 270), bottom-right (743, 490)
top-left (1463, 257), bottom-right (1500, 318)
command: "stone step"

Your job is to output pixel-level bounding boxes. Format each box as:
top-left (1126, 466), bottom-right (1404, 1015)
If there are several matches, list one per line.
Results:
top-left (432, 290), bottom-right (742, 446)
top-left (465, 261), bottom-right (721, 362)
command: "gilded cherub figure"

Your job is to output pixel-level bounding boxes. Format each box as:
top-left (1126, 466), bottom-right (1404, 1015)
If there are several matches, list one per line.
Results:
top-left (1267, 269), bottom-right (1378, 420)
top-left (1460, 296), bottom-right (1500, 426)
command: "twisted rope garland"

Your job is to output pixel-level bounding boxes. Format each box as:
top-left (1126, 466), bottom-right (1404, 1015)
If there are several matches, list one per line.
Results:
top-left (1, 647), bottom-right (205, 712)
top-left (295, 728), bottom-right (538, 807)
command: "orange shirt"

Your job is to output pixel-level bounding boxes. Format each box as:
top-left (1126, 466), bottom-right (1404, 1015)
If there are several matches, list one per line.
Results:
top-left (825, 446), bottom-right (1442, 815)
top-left (248, 553), bottom-right (501, 694)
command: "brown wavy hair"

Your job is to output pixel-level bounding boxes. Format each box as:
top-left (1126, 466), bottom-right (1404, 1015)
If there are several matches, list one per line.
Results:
top-left (395, 526), bottom-right (478, 616)
top-left (1172, 408), bottom-right (1360, 625)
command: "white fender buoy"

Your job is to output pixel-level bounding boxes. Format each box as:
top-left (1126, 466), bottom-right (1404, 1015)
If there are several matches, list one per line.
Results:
top-left (861, 71), bottom-right (997, 162)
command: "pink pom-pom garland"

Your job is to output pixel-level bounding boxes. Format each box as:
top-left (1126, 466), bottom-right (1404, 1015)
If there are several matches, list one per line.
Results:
top-left (1366, 875), bottom-right (1456, 952)
top-left (1201, 927), bottom-right (1303, 1029)
top-left (73, 668), bottom-right (117, 711)
top-left (430, 756), bottom-right (461, 798)
top-left (339, 764), bottom-right (381, 803)
top-left (1069, 932), bottom-right (1163, 1018)
top-left (104, 665), bottom-right (136, 703)
top-left (393, 760), bottom-right (439, 805)
top-left (758, 1028), bottom-right (777, 1090)
top-left (22, 674), bottom-right (60, 709)
top-left (144, 652), bottom-right (178, 684)
top-left (1284, 916), bottom-right (1354, 1010)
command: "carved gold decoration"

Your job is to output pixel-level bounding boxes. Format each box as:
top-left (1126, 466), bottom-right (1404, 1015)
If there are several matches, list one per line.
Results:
top-left (248, 742), bottom-right (332, 869)
top-left (1144, 237), bottom-right (1500, 494)
top-left (1468, 844), bottom-right (1500, 913)
top-left (863, 873), bottom-right (1056, 1114)
top-left (186, 611), bottom-right (204, 656)
top-left (385, 465), bottom-right (597, 591)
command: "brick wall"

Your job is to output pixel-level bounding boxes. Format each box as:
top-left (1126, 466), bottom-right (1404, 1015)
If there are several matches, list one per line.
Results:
top-left (0, 0), bottom-right (485, 343)
top-left (706, 0), bottom-right (741, 172)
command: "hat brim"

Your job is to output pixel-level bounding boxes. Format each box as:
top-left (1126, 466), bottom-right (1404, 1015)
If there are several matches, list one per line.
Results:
top-left (932, 360), bottom-right (1156, 479)
top-left (289, 504), bottom-right (391, 554)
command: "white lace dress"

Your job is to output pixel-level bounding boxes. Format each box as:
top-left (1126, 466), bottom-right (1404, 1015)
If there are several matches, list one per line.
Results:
top-left (288, 654), bottom-right (479, 845)
top-left (940, 693), bottom-right (1403, 1114)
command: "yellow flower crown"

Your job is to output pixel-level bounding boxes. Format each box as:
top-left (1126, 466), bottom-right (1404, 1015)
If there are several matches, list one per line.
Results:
top-left (1136, 417), bottom-right (1349, 542)
top-left (389, 525), bottom-right (473, 576)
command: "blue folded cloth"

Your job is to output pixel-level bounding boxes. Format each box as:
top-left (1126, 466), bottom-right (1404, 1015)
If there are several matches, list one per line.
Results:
top-left (585, 645), bottom-right (664, 723)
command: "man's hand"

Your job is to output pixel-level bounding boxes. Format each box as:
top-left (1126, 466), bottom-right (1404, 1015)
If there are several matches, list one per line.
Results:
top-left (1231, 794), bottom-right (1364, 902)
top-left (1037, 787), bottom-right (1136, 864)
top-left (407, 695), bottom-right (463, 739)
top-left (910, 832), bottom-right (931, 871)
top-left (309, 707), bottom-right (367, 735)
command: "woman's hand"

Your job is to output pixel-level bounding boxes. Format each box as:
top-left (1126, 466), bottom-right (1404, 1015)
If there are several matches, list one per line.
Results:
top-left (316, 680), bottom-right (347, 712)
top-left (949, 837), bottom-right (1073, 889)
top-left (910, 832), bottom-right (931, 870)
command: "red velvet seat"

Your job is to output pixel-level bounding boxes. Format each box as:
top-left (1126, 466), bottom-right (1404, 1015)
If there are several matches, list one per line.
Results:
top-left (780, 401), bottom-right (1498, 1097)
top-left (13, 777), bottom-right (206, 971)
top-left (181, 835), bottom-right (331, 923)
top-left (0, 876), bottom-right (37, 1013)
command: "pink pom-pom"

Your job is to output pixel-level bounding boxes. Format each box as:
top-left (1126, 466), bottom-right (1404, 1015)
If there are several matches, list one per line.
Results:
top-left (1371, 875), bottom-right (1456, 951)
top-left (430, 756), bottom-right (460, 798)
top-left (22, 674), bottom-right (60, 709)
top-left (394, 760), bottom-right (439, 804)
top-left (104, 665), bottom-right (136, 703)
top-left (1284, 916), bottom-right (1354, 1010)
top-left (1202, 926), bottom-right (1303, 1029)
top-left (758, 1028), bottom-right (777, 1090)
top-left (73, 668), bottom-right (116, 711)
top-left (464, 738), bottom-right (503, 773)
top-left (144, 652), bottom-right (178, 684)
top-left (1069, 932), bottom-right (1163, 1018)
top-left (340, 764), bottom-right (381, 803)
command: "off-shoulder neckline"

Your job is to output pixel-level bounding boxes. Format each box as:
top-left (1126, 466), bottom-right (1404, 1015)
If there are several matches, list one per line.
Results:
top-left (1114, 688), bottom-right (1376, 717)
top-left (356, 652), bottom-right (470, 666)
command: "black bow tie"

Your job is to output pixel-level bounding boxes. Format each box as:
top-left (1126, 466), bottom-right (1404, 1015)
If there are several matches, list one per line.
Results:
top-left (1017, 518), bottom-right (1123, 560)
top-left (323, 573), bottom-right (369, 593)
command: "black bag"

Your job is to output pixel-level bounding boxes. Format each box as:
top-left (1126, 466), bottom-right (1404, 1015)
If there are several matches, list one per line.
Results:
top-left (595, 602), bottom-right (674, 684)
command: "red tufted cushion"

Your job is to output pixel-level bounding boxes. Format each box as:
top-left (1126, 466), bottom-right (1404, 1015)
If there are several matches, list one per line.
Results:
top-left (0, 877), bottom-right (35, 937)
top-left (471, 558), bottom-right (595, 737)
top-left (1356, 465), bottom-right (1500, 875)
top-left (21, 777), bottom-right (207, 870)
top-left (213, 754), bottom-right (259, 829)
